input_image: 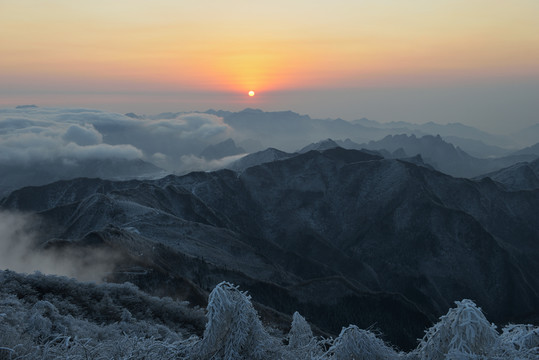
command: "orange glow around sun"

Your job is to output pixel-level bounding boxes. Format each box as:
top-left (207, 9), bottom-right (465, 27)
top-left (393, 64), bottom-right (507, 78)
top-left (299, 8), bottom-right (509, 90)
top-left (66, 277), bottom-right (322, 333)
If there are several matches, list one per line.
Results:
top-left (193, 49), bottom-right (301, 94)
top-left (2, 1), bottom-right (539, 106)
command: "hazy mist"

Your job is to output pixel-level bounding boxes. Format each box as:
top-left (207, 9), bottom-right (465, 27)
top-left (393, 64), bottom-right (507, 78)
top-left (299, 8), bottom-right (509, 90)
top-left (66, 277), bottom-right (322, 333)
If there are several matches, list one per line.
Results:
top-left (1, 106), bottom-right (538, 178)
top-left (0, 210), bottom-right (121, 282)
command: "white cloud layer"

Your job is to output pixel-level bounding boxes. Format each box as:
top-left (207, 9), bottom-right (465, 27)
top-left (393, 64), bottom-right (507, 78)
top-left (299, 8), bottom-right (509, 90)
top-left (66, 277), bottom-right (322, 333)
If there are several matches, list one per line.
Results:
top-left (179, 153), bottom-right (247, 173)
top-left (146, 113), bottom-right (230, 139)
top-left (62, 124), bottom-right (103, 146)
top-left (0, 107), bottom-right (233, 171)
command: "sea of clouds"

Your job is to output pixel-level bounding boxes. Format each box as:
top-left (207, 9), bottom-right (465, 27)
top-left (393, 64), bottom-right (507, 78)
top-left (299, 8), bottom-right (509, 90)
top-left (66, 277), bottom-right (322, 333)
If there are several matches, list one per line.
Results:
top-left (0, 106), bottom-right (241, 171)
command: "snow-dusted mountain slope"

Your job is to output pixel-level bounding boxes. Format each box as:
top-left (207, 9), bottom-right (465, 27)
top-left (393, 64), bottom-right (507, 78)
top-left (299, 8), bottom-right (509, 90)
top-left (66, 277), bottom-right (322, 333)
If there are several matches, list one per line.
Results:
top-left (297, 138), bottom-right (341, 153)
top-left (476, 158), bottom-right (539, 191)
top-left (2, 147), bottom-right (539, 350)
top-left (227, 147), bottom-right (294, 171)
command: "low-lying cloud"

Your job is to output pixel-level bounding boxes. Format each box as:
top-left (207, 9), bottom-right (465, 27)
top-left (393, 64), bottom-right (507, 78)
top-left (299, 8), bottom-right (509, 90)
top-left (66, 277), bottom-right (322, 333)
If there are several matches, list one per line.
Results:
top-left (0, 107), bottom-right (234, 171)
top-left (62, 124), bottom-right (103, 146)
top-left (179, 153), bottom-right (247, 173)
top-left (0, 109), bottom-right (140, 166)
top-left (63, 142), bottom-right (143, 161)
top-left (0, 210), bottom-right (121, 282)
top-left (146, 113), bottom-right (230, 140)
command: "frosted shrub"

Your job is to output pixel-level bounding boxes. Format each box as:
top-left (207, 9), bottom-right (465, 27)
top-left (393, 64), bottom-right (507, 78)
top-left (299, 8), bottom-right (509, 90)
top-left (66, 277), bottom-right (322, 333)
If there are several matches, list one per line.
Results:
top-left (3, 271), bottom-right (539, 360)
top-left (0, 295), bottom-right (36, 358)
top-left (499, 324), bottom-right (539, 358)
top-left (192, 281), bottom-right (281, 360)
top-left (288, 311), bottom-right (314, 348)
top-left (287, 311), bottom-right (323, 359)
top-left (416, 299), bottom-right (499, 359)
top-left (26, 300), bottom-right (68, 342)
top-left (0, 270), bottom-right (202, 359)
top-left (321, 325), bottom-right (398, 360)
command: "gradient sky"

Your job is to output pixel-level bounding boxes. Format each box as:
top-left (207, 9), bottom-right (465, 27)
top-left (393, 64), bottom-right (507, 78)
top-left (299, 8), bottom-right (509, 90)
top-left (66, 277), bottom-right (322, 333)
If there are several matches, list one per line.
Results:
top-left (1, 0), bottom-right (538, 132)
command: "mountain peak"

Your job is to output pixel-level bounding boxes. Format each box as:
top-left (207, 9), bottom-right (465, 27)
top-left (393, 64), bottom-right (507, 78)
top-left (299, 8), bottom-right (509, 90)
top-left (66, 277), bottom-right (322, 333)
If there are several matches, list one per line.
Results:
top-left (298, 139), bottom-right (340, 153)
top-left (199, 139), bottom-right (246, 160)
top-left (228, 147), bottom-right (294, 171)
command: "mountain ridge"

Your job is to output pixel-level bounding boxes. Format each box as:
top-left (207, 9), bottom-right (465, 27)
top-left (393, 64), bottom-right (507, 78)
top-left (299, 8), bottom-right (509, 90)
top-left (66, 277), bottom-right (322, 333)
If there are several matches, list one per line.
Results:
top-left (2, 147), bottom-right (538, 350)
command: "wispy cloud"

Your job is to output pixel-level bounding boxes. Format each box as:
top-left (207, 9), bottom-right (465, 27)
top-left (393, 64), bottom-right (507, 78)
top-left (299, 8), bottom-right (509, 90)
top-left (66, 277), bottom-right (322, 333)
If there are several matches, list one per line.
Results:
top-left (0, 211), bottom-right (121, 282)
top-left (178, 153), bottom-right (247, 173)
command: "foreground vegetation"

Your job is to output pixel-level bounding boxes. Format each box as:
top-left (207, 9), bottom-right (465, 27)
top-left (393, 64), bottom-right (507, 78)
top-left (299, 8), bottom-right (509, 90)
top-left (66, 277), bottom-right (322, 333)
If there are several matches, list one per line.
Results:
top-left (0, 271), bottom-right (537, 359)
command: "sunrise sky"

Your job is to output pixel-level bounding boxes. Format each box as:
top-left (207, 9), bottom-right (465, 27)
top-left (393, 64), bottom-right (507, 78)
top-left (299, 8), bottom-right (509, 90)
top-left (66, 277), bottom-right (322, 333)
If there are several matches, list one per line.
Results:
top-left (1, 0), bottom-right (538, 132)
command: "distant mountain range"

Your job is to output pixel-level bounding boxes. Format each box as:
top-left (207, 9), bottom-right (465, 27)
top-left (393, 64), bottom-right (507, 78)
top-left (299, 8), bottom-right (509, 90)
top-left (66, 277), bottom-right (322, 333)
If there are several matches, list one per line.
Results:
top-left (352, 117), bottom-right (514, 147)
top-left (3, 147), bottom-right (538, 350)
top-left (3, 129), bottom-right (534, 198)
top-left (200, 108), bottom-right (535, 153)
top-left (199, 138), bottom-right (246, 160)
top-left (356, 134), bottom-right (538, 177)
top-left (174, 109), bottom-right (539, 178)
top-left (513, 123), bottom-right (539, 148)
top-left (512, 142), bottom-right (539, 157)
top-left (286, 136), bottom-right (538, 178)
top-left (3, 107), bottom-right (538, 196)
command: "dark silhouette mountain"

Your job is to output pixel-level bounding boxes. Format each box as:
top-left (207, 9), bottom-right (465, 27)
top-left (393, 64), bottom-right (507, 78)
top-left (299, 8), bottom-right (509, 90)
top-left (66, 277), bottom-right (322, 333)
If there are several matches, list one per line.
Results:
top-left (300, 138), bottom-right (391, 158)
top-left (124, 112), bottom-right (143, 119)
top-left (352, 118), bottom-right (514, 148)
top-left (199, 138), bottom-right (246, 160)
top-left (358, 134), bottom-right (483, 177)
top-left (204, 109), bottom-right (537, 161)
top-left (146, 109), bottom-right (524, 162)
top-left (218, 108), bottom-right (520, 153)
top-left (512, 142), bottom-right (539, 157)
top-left (205, 109), bottom-right (386, 151)
top-left (297, 139), bottom-right (340, 153)
top-left (15, 104), bottom-right (39, 109)
top-left (442, 136), bottom-right (512, 158)
top-left (359, 134), bottom-right (537, 177)
top-left (513, 124), bottom-right (539, 148)
top-left (410, 122), bottom-right (513, 147)
top-left (2, 148), bottom-right (539, 350)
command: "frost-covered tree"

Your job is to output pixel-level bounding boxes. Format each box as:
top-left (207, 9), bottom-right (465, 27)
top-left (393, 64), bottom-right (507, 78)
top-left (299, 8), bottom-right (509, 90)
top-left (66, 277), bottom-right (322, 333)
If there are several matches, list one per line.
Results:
top-left (2, 271), bottom-right (538, 360)
top-left (415, 299), bottom-right (500, 360)
top-left (320, 325), bottom-right (398, 360)
top-left (192, 281), bottom-right (282, 360)
top-left (498, 324), bottom-right (539, 358)
top-left (286, 311), bottom-right (323, 359)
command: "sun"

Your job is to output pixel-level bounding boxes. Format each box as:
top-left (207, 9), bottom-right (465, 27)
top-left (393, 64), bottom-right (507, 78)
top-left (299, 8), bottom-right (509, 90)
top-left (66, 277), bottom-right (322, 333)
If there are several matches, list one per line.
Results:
top-left (248, 90), bottom-right (255, 97)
